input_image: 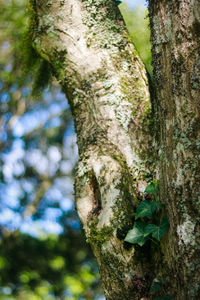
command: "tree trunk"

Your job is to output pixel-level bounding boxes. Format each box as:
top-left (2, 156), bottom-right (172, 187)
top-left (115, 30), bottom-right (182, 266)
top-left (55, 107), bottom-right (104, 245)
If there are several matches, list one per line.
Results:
top-left (31, 0), bottom-right (200, 299)
top-left (149, 0), bottom-right (200, 298)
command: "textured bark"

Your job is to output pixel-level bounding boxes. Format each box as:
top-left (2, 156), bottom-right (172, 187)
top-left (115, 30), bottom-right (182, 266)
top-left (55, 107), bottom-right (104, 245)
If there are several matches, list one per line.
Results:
top-left (149, 0), bottom-right (200, 298)
top-left (31, 0), bottom-right (200, 299)
top-left (33, 0), bottom-right (153, 299)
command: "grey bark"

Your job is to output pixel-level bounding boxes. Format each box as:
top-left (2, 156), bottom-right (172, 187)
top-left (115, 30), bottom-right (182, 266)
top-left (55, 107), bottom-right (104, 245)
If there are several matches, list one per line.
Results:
top-left (31, 0), bottom-right (200, 299)
top-left (149, 0), bottom-right (200, 298)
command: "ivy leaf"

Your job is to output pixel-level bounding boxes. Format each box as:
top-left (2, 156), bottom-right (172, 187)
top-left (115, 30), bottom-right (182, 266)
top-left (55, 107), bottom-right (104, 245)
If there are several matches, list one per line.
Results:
top-left (145, 182), bottom-right (158, 194)
top-left (156, 201), bottom-right (165, 209)
top-left (124, 221), bottom-right (148, 246)
top-left (157, 217), bottom-right (169, 239)
top-left (135, 200), bottom-right (158, 220)
top-left (150, 282), bottom-right (162, 293)
top-left (155, 295), bottom-right (172, 300)
top-left (115, 0), bottom-right (122, 5)
top-left (144, 224), bottom-right (157, 237)
top-left (134, 220), bottom-right (146, 230)
top-left (144, 217), bottom-right (169, 240)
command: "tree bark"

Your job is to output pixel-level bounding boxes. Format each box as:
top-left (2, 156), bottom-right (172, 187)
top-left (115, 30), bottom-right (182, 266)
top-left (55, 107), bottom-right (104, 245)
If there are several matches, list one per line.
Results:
top-left (31, 0), bottom-right (200, 299)
top-left (32, 0), bottom-right (154, 298)
top-left (149, 0), bottom-right (200, 298)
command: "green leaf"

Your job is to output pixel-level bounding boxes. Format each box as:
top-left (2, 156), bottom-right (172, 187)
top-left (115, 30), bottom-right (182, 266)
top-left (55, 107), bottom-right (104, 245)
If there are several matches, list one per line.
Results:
top-left (124, 222), bottom-right (148, 246)
top-left (156, 201), bottom-right (165, 209)
top-left (134, 220), bottom-right (146, 230)
top-left (153, 201), bottom-right (163, 210)
top-left (115, 0), bottom-right (122, 5)
top-left (155, 295), bottom-right (172, 300)
top-left (144, 224), bottom-right (157, 237)
top-left (150, 282), bottom-right (162, 293)
top-left (145, 182), bottom-right (158, 194)
top-left (135, 200), bottom-right (158, 220)
top-left (157, 276), bottom-right (165, 284)
top-left (159, 216), bottom-right (170, 233)
top-left (144, 217), bottom-right (169, 241)
top-left (124, 227), bottom-right (143, 245)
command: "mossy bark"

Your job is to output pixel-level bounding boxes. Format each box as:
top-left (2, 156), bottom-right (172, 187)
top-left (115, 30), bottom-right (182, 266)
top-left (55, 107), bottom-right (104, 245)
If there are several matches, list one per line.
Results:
top-left (31, 0), bottom-right (200, 298)
top-left (149, 0), bottom-right (200, 298)
top-left (32, 0), bottom-right (155, 298)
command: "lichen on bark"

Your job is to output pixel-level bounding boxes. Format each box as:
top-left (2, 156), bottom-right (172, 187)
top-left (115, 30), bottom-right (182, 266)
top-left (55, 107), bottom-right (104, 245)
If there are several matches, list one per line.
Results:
top-left (149, 0), bottom-right (200, 298)
top-left (26, 0), bottom-right (200, 298)
top-left (30, 0), bottom-right (155, 298)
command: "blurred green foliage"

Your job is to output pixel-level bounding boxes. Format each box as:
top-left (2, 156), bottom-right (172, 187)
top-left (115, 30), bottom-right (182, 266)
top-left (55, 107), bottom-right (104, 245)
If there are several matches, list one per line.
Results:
top-left (0, 229), bottom-right (100, 299)
top-left (0, 0), bottom-right (152, 299)
top-left (120, 2), bottom-right (152, 74)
